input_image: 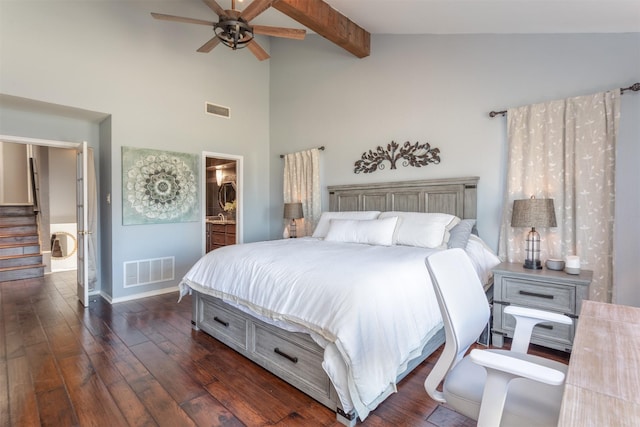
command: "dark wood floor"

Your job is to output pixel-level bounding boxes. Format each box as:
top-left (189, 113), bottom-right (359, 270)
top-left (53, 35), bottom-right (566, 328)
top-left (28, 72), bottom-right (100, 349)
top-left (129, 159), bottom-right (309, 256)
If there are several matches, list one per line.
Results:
top-left (1, 271), bottom-right (569, 427)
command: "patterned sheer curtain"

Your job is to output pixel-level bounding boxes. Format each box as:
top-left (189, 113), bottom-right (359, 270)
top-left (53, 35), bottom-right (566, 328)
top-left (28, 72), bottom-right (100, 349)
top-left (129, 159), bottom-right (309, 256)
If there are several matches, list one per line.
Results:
top-left (283, 148), bottom-right (321, 237)
top-left (498, 90), bottom-right (620, 302)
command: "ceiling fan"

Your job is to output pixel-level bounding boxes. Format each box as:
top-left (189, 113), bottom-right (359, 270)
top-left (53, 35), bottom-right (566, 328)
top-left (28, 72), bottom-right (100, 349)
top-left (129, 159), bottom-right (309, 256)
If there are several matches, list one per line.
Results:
top-left (151, 0), bottom-right (306, 61)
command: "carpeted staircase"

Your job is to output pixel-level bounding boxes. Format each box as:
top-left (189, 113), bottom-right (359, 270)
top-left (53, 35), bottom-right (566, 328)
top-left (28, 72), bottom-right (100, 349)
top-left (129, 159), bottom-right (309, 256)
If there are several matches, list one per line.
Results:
top-left (0, 205), bottom-right (45, 282)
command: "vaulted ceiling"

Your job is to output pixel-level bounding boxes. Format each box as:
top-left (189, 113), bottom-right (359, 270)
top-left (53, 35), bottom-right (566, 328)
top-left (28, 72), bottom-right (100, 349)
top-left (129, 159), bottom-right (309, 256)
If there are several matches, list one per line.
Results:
top-left (153, 0), bottom-right (639, 61)
top-left (264, 0), bottom-right (640, 59)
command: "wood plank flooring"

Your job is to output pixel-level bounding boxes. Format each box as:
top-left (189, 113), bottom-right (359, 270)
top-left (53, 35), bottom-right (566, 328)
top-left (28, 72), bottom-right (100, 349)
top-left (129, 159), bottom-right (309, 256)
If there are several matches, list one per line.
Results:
top-left (0, 271), bottom-right (569, 426)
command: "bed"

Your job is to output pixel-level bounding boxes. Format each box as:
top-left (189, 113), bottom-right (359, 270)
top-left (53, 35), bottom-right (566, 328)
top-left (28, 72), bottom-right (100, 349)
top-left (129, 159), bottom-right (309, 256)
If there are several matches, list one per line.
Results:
top-left (179, 177), bottom-right (497, 425)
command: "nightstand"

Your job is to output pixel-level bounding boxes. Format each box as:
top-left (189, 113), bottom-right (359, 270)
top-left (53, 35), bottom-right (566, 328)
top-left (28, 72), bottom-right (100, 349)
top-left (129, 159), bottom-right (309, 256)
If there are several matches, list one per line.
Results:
top-left (491, 262), bottom-right (592, 352)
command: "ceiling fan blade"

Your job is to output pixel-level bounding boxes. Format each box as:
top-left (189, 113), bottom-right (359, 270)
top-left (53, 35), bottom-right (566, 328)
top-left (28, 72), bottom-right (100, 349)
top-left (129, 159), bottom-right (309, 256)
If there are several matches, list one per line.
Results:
top-left (197, 36), bottom-right (222, 53)
top-left (240, 0), bottom-right (274, 22)
top-left (151, 12), bottom-right (214, 26)
top-left (253, 25), bottom-right (305, 40)
top-left (246, 40), bottom-right (270, 61)
top-left (201, 0), bottom-right (226, 17)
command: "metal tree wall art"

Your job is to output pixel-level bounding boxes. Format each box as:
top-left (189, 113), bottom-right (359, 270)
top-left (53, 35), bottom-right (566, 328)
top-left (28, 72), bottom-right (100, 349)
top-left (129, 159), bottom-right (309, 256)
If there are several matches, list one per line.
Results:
top-left (354, 140), bottom-right (441, 174)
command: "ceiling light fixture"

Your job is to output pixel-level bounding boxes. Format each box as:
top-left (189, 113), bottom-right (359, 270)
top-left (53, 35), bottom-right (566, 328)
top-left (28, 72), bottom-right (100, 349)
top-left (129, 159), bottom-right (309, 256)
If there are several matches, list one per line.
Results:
top-left (214, 16), bottom-right (253, 50)
top-left (214, 1), bottom-right (250, 50)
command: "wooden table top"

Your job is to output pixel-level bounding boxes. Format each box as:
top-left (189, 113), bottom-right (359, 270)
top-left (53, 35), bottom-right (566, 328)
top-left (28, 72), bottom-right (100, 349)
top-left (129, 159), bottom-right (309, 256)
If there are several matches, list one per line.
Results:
top-left (557, 300), bottom-right (640, 426)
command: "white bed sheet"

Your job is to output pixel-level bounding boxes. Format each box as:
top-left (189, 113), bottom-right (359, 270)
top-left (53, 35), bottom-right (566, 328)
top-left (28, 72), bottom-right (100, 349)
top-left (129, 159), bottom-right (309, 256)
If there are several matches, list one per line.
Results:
top-left (179, 237), bottom-right (444, 419)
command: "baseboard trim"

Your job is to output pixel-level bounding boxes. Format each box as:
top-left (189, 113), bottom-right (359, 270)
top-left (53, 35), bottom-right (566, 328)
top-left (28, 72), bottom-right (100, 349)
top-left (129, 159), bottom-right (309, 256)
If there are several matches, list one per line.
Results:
top-left (100, 286), bottom-right (179, 304)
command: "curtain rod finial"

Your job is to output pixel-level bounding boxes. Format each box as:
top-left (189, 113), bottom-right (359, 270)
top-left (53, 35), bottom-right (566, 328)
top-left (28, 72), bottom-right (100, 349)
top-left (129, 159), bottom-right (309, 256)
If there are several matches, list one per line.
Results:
top-left (621, 82), bottom-right (640, 94)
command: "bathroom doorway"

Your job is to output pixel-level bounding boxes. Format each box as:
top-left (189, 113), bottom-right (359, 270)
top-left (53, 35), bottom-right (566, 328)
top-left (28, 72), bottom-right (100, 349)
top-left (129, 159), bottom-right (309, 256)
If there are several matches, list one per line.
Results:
top-left (202, 152), bottom-right (243, 254)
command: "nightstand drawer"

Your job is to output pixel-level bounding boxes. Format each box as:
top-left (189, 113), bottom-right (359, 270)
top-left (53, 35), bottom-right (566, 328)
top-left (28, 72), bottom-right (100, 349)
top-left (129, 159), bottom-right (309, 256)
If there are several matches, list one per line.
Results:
top-left (502, 310), bottom-right (573, 346)
top-left (502, 278), bottom-right (574, 314)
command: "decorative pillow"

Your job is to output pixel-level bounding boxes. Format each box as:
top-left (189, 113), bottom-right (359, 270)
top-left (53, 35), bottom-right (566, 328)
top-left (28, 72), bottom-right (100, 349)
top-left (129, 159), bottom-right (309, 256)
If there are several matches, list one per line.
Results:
top-left (312, 211), bottom-right (381, 238)
top-left (378, 211), bottom-right (461, 249)
top-left (448, 219), bottom-right (477, 249)
top-left (324, 217), bottom-right (398, 246)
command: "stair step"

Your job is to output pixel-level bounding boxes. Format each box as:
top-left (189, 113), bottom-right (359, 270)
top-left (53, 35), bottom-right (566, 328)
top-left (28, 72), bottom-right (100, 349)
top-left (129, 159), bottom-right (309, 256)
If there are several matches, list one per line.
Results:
top-left (0, 233), bottom-right (39, 245)
top-left (0, 264), bottom-right (45, 282)
top-left (0, 253), bottom-right (43, 268)
top-left (0, 216), bottom-right (36, 226)
top-left (0, 205), bottom-right (43, 280)
top-left (0, 205), bottom-right (36, 217)
top-left (0, 243), bottom-right (41, 256)
top-left (0, 224), bottom-right (37, 234)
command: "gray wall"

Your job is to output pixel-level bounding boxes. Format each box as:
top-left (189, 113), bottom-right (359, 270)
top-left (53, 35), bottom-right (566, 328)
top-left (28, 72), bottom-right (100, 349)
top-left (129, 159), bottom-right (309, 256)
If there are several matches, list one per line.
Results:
top-left (615, 93), bottom-right (640, 305)
top-left (0, 142), bottom-right (29, 203)
top-left (48, 147), bottom-right (76, 224)
top-left (0, 0), bottom-right (271, 301)
top-left (269, 34), bottom-right (640, 306)
top-left (99, 116), bottom-right (113, 298)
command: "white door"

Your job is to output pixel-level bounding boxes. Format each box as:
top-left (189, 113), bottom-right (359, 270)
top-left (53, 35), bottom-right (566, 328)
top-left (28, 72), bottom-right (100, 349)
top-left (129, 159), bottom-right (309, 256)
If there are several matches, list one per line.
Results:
top-left (76, 141), bottom-right (90, 307)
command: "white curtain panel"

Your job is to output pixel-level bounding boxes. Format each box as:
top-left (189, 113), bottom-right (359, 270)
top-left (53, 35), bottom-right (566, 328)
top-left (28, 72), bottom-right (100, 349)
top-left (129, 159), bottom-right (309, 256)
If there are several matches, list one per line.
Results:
top-left (283, 148), bottom-right (321, 237)
top-left (498, 90), bottom-right (620, 302)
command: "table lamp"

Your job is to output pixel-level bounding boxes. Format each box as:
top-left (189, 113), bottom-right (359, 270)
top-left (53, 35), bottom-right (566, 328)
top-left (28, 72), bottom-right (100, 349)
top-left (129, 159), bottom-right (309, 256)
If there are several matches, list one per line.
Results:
top-left (283, 202), bottom-right (303, 238)
top-left (511, 196), bottom-right (557, 269)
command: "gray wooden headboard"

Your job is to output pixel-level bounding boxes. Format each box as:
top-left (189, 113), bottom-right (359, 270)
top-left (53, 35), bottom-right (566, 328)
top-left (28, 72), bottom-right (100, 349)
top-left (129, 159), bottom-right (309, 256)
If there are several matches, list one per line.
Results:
top-left (328, 177), bottom-right (479, 219)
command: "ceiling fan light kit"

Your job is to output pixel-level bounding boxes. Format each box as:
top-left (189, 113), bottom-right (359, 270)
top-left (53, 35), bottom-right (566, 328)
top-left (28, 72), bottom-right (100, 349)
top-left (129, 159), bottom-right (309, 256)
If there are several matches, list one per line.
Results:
top-left (214, 17), bottom-right (253, 50)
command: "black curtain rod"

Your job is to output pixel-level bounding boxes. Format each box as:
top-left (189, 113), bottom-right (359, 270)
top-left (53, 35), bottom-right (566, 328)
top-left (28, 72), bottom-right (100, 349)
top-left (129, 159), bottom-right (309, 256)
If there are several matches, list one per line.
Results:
top-left (280, 146), bottom-right (325, 158)
top-left (489, 82), bottom-right (640, 118)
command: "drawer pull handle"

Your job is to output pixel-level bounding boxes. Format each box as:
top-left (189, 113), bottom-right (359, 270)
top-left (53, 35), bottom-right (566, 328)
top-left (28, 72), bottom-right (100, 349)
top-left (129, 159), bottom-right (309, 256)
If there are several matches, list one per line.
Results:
top-left (519, 290), bottom-right (554, 299)
top-left (274, 347), bottom-right (298, 364)
top-left (214, 316), bottom-right (229, 327)
top-left (535, 324), bottom-right (554, 330)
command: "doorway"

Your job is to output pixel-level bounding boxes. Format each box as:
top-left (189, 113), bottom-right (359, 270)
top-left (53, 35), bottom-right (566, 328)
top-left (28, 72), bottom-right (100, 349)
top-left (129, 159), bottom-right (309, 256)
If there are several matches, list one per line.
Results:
top-left (202, 152), bottom-right (243, 254)
top-left (0, 135), bottom-right (97, 306)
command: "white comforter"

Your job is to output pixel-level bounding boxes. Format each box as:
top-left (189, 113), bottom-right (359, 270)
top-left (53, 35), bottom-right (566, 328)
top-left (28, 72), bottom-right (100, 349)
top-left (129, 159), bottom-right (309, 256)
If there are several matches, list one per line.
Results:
top-left (179, 237), bottom-right (443, 419)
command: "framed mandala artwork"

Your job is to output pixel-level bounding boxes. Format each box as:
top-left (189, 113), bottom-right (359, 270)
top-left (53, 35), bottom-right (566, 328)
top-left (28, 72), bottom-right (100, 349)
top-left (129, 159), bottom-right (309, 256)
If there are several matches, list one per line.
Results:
top-left (122, 146), bottom-right (199, 225)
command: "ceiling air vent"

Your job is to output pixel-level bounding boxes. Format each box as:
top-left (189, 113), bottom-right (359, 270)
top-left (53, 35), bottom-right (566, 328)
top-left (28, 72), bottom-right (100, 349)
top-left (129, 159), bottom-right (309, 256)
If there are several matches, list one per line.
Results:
top-left (205, 102), bottom-right (230, 119)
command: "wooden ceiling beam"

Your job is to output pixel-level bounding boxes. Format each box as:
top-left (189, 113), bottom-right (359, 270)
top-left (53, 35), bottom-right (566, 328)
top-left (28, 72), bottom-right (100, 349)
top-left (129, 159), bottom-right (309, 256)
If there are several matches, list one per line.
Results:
top-left (272, 0), bottom-right (370, 58)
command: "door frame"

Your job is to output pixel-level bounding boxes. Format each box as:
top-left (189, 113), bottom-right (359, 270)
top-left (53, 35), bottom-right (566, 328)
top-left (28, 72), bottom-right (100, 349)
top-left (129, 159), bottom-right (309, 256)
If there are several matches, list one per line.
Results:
top-left (202, 151), bottom-right (243, 255)
top-left (0, 134), bottom-right (95, 305)
top-left (76, 141), bottom-right (89, 307)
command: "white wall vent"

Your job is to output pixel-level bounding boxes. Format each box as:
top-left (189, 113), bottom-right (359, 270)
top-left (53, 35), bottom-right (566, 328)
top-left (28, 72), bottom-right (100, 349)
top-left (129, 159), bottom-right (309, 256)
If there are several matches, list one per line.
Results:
top-left (205, 102), bottom-right (231, 119)
top-left (123, 256), bottom-right (174, 288)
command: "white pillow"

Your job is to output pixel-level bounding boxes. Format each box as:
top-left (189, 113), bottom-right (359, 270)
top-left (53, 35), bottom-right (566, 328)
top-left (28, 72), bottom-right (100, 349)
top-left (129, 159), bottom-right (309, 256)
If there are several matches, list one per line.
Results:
top-left (312, 211), bottom-right (381, 238)
top-left (378, 211), bottom-right (461, 248)
top-left (465, 234), bottom-right (501, 285)
top-left (324, 217), bottom-right (399, 246)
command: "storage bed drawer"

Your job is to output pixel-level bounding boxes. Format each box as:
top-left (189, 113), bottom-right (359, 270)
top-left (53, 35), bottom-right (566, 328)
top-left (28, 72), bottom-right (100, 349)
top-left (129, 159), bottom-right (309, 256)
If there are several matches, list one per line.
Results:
top-left (253, 324), bottom-right (330, 397)
top-left (198, 297), bottom-right (248, 351)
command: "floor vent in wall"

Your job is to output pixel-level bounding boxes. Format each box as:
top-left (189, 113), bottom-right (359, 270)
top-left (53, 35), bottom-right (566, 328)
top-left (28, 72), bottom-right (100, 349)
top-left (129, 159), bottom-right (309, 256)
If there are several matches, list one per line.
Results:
top-left (205, 102), bottom-right (231, 118)
top-left (124, 256), bottom-right (174, 288)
